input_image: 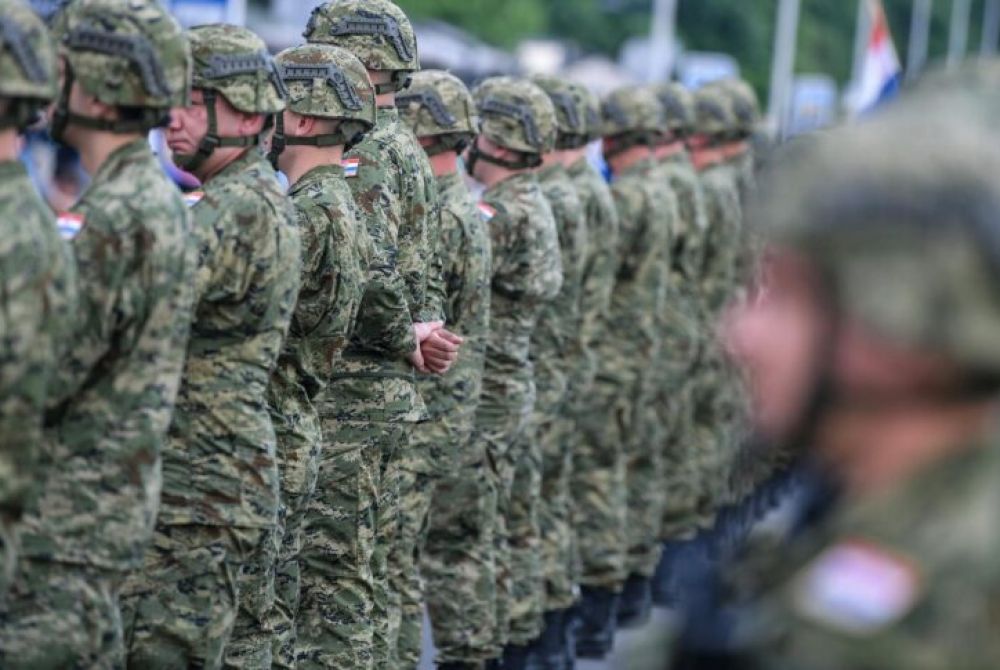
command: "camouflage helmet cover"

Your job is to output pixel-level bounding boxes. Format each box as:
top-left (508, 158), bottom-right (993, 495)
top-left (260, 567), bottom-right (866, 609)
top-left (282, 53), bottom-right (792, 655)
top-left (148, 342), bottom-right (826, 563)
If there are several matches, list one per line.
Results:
top-left (531, 75), bottom-right (591, 149)
top-left (275, 43), bottom-right (374, 127)
top-left (0, 0), bottom-right (57, 103)
top-left (601, 84), bottom-right (663, 141)
top-left (189, 24), bottom-right (285, 115)
top-left (649, 81), bottom-right (695, 136)
top-left (473, 75), bottom-right (557, 156)
top-left (692, 84), bottom-right (736, 140)
top-left (712, 78), bottom-right (760, 137)
top-left (53, 0), bottom-right (189, 109)
top-left (304, 0), bottom-right (418, 90)
top-left (756, 96), bottom-right (1000, 374)
top-left (397, 69), bottom-right (478, 140)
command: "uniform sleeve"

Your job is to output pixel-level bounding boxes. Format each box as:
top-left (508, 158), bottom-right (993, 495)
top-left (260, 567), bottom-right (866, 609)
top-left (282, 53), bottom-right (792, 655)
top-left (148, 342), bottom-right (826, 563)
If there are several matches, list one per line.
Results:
top-left (438, 208), bottom-right (468, 326)
top-left (347, 146), bottom-right (417, 357)
top-left (288, 202), bottom-right (336, 339)
top-left (578, 185), bottom-right (620, 353)
top-left (612, 185), bottom-right (646, 282)
top-left (419, 191), bottom-right (448, 324)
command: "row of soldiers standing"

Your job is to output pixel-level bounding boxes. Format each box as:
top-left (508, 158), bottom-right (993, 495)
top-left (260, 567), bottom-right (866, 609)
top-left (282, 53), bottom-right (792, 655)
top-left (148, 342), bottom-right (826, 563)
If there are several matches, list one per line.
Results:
top-left (0, 0), bottom-right (766, 668)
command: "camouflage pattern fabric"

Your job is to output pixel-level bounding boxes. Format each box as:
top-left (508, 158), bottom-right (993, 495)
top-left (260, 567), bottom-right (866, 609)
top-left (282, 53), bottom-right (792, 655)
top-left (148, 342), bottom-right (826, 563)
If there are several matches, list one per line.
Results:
top-left (121, 525), bottom-right (262, 669)
top-left (0, 161), bottom-right (76, 597)
top-left (565, 156), bottom-right (624, 591)
top-left (8, 138), bottom-right (197, 663)
top-left (532, 162), bottom-right (587, 616)
top-left (394, 170), bottom-right (492, 667)
top-left (473, 171), bottom-right (562, 653)
top-left (269, 163), bottom-right (369, 669)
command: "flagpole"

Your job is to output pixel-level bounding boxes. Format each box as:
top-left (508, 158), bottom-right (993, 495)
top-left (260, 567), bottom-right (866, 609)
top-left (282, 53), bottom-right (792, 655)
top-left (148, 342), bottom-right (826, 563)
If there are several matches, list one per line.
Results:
top-left (948, 0), bottom-right (973, 69)
top-left (648, 0), bottom-right (679, 82)
top-left (907, 0), bottom-right (933, 80)
top-left (767, 0), bottom-right (801, 139)
top-left (982, 0), bottom-right (1000, 56)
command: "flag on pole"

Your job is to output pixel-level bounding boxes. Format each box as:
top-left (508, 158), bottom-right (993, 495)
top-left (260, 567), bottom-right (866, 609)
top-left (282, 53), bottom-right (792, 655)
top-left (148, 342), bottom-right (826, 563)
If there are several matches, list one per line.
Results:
top-left (848, 0), bottom-right (902, 114)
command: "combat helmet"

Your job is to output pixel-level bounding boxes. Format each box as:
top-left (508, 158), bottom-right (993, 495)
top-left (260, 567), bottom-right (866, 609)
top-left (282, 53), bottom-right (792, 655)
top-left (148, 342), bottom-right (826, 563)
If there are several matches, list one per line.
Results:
top-left (304, 0), bottom-right (418, 94)
top-left (711, 78), bottom-right (760, 139)
top-left (692, 85), bottom-right (737, 143)
top-left (396, 69), bottom-right (478, 156)
top-left (649, 81), bottom-right (695, 139)
top-left (0, 0), bottom-right (57, 130)
top-left (50, 0), bottom-right (190, 139)
top-left (756, 95), bottom-right (1000, 378)
top-left (176, 24), bottom-right (286, 172)
top-left (466, 76), bottom-right (556, 172)
top-left (531, 76), bottom-right (591, 150)
top-left (601, 85), bottom-right (663, 157)
top-left (269, 43), bottom-right (375, 168)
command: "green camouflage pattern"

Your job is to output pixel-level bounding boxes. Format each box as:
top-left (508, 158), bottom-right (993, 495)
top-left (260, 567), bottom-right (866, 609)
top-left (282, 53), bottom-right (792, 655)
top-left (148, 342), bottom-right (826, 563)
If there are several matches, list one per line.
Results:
top-left (650, 81), bottom-right (696, 136)
top-left (275, 44), bottom-right (375, 125)
top-left (474, 76), bottom-right (557, 156)
top-left (158, 149), bottom-right (300, 532)
top-left (533, 162), bottom-right (588, 613)
top-left (54, 0), bottom-right (190, 108)
top-left (304, 0), bottom-right (420, 77)
top-left (601, 85), bottom-right (663, 140)
top-left (711, 78), bottom-right (761, 139)
top-left (17, 138), bottom-right (196, 571)
top-left (531, 76), bottom-right (591, 147)
top-left (269, 163), bottom-right (369, 668)
top-left (0, 0), bottom-right (57, 102)
top-left (398, 69), bottom-right (479, 141)
top-left (189, 24), bottom-right (285, 114)
top-left (693, 85), bottom-right (736, 141)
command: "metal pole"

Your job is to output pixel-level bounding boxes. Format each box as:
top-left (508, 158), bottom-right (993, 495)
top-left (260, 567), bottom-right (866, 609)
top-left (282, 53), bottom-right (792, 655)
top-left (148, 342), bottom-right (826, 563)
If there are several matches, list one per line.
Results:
top-left (648, 0), bottom-right (679, 82)
top-left (767, 0), bottom-right (801, 138)
top-left (851, 0), bottom-right (871, 86)
top-left (907, 0), bottom-right (933, 80)
top-left (982, 0), bottom-right (1000, 55)
top-left (948, 0), bottom-right (973, 69)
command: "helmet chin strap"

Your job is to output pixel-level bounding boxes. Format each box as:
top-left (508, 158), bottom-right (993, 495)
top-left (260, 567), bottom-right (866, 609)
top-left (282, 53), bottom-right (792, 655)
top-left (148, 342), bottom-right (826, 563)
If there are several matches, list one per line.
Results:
top-left (173, 89), bottom-right (259, 173)
top-left (464, 136), bottom-right (540, 177)
top-left (267, 114), bottom-right (367, 171)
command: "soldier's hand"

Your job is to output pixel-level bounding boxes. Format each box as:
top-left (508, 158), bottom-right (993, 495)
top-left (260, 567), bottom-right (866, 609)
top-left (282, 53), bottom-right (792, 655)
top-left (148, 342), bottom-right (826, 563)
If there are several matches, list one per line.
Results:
top-left (421, 328), bottom-right (463, 374)
top-left (413, 320), bottom-right (444, 343)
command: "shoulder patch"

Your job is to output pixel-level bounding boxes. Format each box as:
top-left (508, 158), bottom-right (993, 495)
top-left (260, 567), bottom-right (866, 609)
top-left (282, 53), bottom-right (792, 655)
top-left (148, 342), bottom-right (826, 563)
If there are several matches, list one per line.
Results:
top-left (183, 190), bottom-right (205, 208)
top-left (342, 158), bottom-right (360, 178)
top-left (790, 538), bottom-right (922, 637)
top-left (56, 212), bottom-right (85, 240)
top-left (477, 202), bottom-right (497, 222)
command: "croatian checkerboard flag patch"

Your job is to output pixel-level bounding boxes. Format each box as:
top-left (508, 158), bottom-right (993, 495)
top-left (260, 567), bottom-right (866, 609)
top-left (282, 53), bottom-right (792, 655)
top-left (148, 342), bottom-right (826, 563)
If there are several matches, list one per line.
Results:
top-left (477, 202), bottom-right (496, 222)
top-left (791, 538), bottom-right (921, 636)
top-left (342, 158), bottom-right (360, 178)
top-left (183, 190), bottom-right (205, 208)
top-left (57, 212), bottom-right (85, 240)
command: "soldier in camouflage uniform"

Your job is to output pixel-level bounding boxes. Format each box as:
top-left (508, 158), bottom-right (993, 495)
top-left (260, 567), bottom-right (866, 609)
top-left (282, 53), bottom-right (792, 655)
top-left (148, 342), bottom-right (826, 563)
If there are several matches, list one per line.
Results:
top-left (302, 2), bottom-right (457, 667)
top-left (726, 90), bottom-right (1000, 670)
top-left (3, 2), bottom-right (196, 666)
top-left (119, 25), bottom-right (300, 670)
top-left (707, 78), bottom-right (759, 209)
top-left (0, 0), bottom-right (77, 602)
top-left (646, 82), bottom-right (713, 605)
top-left (265, 44), bottom-right (375, 669)
top-left (599, 86), bottom-right (680, 632)
top-left (524, 75), bottom-right (591, 666)
top-left (396, 70), bottom-right (495, 670)
top-left (464, 76), bottom-right (562, 666)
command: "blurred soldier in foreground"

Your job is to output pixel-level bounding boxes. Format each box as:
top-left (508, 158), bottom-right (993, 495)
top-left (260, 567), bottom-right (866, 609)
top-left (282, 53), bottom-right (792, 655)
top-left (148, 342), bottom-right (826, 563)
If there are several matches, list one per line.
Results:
top-left (6, 1), bottom-right (196, 665)
top-left (722, 95), bottom-right (1000, 669)
top-left (121, 24), bottom-right (299, 669)
top-left (465, 75), bottom-right (562, 668)
top-left (0, 0), bottom-right (76, 601)
top-left (266, 44), bottom-right (374, 668)
top-left (647, 82), bottom-right (711, 607)
top-left (397, 70), bottom-right (494, 670)
top-left (304, 3), bottom-right (459, 664)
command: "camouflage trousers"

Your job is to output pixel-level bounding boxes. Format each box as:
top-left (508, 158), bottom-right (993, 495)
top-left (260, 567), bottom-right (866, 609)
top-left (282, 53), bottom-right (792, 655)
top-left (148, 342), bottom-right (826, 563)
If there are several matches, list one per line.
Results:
top-left (505, 428), bottom-right (545, 646)
top-left (296, 419), bottom-right (401, 670)
top-left (120, 524), bottom-right (261, 669)
top-left (225, 526), bottom-right (278, 669)
top-left (625, 372), bottom-right (668, 579)
top-left (0, 558), bottom-right (123, 669)
top-left (0, 518), bottom-right (16, 608)
top-left (570, 381), bottom-right (631, 590)
top-left (691, 358), bottom-right (739, 528)
top-left (658, 383), bottom-right (705, 543)
top-left (537, 410), bottom-right (578, 613)
top-left (423, 458), bottom-right (498, 665)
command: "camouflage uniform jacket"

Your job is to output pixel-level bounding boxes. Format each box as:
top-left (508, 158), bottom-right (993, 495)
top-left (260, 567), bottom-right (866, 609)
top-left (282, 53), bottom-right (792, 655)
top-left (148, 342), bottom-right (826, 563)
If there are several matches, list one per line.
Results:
top-left (158, 149), bottom-right (301, 530)
top-left (20, 140), bottom-right (197, 570)
top-left (476, 172), bottom-right (562, 429)
top-left (566, 157), bottom-right (619, 397)
top-left (602, 157), bottom-right (674, 387)
top-left (416, 171), bottom-right (491, 425)
top-left (330, 107), bottom-right (435, 424)
top-left (747, 428), bottom-right (1000, 669)
top-left (533, 163), bottom-right (587, 412)
top-left (698, 159), bottom-right (742, 318)
top-left (0, 161), bottom-right (77, 514)
top-left (271, 163), bottom-right (369, 497)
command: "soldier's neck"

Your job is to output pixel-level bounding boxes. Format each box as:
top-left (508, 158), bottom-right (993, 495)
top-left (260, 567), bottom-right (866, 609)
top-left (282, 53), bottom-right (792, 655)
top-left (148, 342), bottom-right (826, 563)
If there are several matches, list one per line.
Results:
top-left (0, 129), bottom-right (19, 162)
top-left (284, 145), bottom-right (344, 187)
top-left (607, 145), bottom-right (651, 175)
top-left (76, 130), bottom-right (143, 176)
top-left (655, 141), bottom-right (686, 160)
top-left (427, 151), bottom-right (458, 178)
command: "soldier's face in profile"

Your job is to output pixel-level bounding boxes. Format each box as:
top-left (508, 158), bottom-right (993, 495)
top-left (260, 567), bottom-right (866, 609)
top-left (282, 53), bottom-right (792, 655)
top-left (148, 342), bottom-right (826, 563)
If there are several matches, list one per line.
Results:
top-left (725, 248), bottom-right (830, 443)
top-left (166, 88), bottom-right (209, 161)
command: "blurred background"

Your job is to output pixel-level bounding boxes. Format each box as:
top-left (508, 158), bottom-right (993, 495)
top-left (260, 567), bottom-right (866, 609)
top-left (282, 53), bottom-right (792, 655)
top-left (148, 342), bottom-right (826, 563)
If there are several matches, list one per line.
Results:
top-left (23, 0), bottom-right (998, 206)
